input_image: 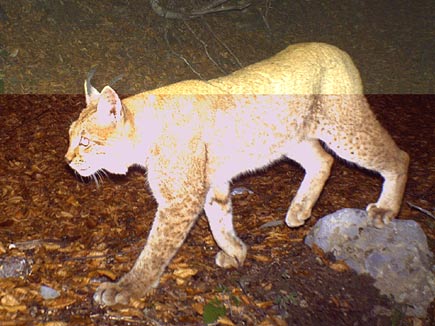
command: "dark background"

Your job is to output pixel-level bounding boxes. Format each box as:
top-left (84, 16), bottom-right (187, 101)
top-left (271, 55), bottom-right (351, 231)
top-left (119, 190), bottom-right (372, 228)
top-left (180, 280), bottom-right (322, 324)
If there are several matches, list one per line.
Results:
top-left (0, 0), bottom-right (434, 94)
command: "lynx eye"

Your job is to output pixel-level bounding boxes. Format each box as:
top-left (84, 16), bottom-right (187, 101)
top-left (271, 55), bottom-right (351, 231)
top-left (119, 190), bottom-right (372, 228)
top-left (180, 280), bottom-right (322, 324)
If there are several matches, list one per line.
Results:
top-left (79, 136), bottom-right (90, 147)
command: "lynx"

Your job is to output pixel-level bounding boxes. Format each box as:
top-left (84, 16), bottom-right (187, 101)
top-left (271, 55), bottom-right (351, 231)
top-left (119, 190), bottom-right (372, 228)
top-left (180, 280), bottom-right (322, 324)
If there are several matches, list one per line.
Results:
top-left (65, 43), bottom-right (409, 306)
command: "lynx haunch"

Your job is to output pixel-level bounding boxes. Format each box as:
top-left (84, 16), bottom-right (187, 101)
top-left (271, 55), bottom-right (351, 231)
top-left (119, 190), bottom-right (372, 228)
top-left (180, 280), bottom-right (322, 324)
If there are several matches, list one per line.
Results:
top-left (65, 42), bottom-right (409, 306)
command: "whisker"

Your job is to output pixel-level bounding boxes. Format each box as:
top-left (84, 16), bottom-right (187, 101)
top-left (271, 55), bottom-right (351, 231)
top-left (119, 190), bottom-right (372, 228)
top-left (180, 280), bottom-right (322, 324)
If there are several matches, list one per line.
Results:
top-left (100, 170), bottom-right (109, 180)
top-left (92, 174), bottom-right (100, 188)
top-left (74, 170), bottom-right (84, 184)
top-left (96, 171), bottom-right (105, 186)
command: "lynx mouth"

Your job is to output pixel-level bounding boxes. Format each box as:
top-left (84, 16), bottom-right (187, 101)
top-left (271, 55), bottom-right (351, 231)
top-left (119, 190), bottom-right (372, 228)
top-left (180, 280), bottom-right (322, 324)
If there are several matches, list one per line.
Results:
top-left (69, 164), bottom-right (97, 177)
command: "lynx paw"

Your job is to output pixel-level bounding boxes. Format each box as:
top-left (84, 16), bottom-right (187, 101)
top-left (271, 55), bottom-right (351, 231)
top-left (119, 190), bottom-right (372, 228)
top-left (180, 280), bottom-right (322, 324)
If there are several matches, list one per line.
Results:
top-left (285, 203), bottom-right (311, 228)
top-left (93, 275), bottom-right (154, 307)
top-left (366, 203), bottom-right (395, 228)
top-left (94, 281), bottom-right (132, 306)
top-left (215, 246), bottom-right (247, 269)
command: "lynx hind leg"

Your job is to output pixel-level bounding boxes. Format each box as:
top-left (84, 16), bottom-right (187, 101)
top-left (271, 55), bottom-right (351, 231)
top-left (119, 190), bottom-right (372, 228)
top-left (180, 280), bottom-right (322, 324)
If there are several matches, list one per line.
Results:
top-left (315, 95), bottom-right (409, 227)
top-left (204, 183), bottom-right (247, 268)
top-left (285, 140), bottom-right (334, 227)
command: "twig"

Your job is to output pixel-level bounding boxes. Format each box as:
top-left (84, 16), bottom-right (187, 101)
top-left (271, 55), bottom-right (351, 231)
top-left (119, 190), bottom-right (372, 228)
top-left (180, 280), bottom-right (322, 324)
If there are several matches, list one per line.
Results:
top-left (9, 238), bottom-right (74, 250)
top-left (150, 0), bottom-right (188, 19)
top-left (258, 0), bottom-right (272, 36)
top-left (62, 254), bottom-right (114, 262)
top-left (259, 219), bottom-right (284, 229)
top-left (109, 73), bottom-right (124, 87)
top-left (183, 20), bottom-right (227, 74)
top-left (150, 0), bottom-right (252, 20)
top-left (192, 0), bottom-right (252, 16)
top-left (407, 202), bottom-right (435, 220)
top-left (163, 25), bottom-right (205, 79)
top-left (201, 17), bottom-right (243, 68)
top-left (62, 243), bottom-right (143, 262)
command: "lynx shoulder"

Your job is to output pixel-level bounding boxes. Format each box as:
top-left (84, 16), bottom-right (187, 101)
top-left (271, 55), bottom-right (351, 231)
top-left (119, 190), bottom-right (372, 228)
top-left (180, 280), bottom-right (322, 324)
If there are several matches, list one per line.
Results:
top-left (65, 42), bottom-right (408, 306)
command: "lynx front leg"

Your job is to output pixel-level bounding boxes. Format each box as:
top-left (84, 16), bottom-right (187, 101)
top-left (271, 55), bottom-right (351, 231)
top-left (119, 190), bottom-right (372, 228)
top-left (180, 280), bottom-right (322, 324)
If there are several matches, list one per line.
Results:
top-left (94, 201), bottom-right (203, 306)
top-left (204, 183), bottom-right (247, 269)
top-left (285, 140), bottom-right (334, 227)
top-left (94, 138), bottom-right (207, 306)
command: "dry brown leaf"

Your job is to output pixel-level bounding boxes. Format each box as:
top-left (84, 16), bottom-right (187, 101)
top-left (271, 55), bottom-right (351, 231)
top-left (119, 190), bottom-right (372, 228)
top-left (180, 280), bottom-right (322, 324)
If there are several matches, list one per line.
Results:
top-left (66, 195), bottom-right (80, 207)
top-left (173, 267), bottom-right (198, 279)
top-left (15, 287), bottom-right (39, 298)
top-left (191, 302), bottom-right (203, 315)
top-left (330, 295), bottom-right (340, 307)
top-left (44, 297), bottom-right (76, 309)
top-left (90, 269), bottom-right (118, 281)
top-left (0, 279), bottom-right (18, 292)
top-left (255, 300), bottom-right (273, 309)
top-left (217, 316), bottom-right (235, 325)
top-left (87, 250), bottom-right (108, 257)
top-left (329, 261), bottom-right (350, 272)
top-left (118, 307), bottom-right (145, 318)
top-left (250, 244), bottom-right (266, 251)
top-left (59, 211), bottom-right (73, 218)
top-left (8, 196), bottom-right (23, 204)
top-left (259, 316), bottom-right (287, 326)
top-left (251, 254), bottom-right (272, 263)
top-left (175, 278), bottom-right (186, 286)
top-left (41, 322), bottom-right (68, 326)
top-left (129, 297), bottom-right (147, 309)
top-left (0, 242), bottom-right (6, 254)
top-left (1, 294), bottom-right (20, 306)
top-left (0, 303), bottom-right (27, 313)
top-left (43, 242), bottom-right (61, 250)
top-left (239, 294), bottom-right (251, 305)
top-left (262, 282), bottom-right (272, 291)
top-left (0, 294), bottom-right (26, 312)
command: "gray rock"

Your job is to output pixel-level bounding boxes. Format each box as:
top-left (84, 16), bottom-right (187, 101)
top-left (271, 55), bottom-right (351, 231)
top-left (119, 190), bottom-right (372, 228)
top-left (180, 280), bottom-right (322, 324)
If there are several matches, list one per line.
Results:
top-left (305, 208), bottom-right (435, 318)
top-left (40, 285), bottom-right (60, 300)
top-left (0, 256), bottom-right (32, 278)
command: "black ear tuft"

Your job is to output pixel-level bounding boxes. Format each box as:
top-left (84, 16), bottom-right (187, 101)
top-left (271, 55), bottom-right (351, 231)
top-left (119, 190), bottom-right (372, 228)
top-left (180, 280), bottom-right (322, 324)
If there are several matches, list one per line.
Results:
top-left (84, 67), bottom-right (100, 106)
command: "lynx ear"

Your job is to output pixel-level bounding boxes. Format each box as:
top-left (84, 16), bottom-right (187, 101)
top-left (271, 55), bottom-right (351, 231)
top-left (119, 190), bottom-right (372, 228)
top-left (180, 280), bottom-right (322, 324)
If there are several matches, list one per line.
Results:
top-left (96, 86), bottom-right (123, 125)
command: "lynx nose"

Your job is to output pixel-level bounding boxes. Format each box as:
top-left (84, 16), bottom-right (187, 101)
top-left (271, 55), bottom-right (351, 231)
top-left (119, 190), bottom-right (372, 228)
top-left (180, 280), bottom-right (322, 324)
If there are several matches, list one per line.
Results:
top-left (65, 154), bottom-right (73, 165)
top-left (65, 148), bottom-right (75, 165)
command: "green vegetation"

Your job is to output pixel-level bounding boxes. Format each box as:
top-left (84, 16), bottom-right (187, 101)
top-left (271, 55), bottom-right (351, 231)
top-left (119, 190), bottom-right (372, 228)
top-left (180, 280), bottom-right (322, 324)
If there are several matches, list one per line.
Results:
top-left (202, 285), bottom-right (242, 324)
top-left (274, 291), bottom-right (300, 309)
top-left (203, 298), bottom-right (226, 324)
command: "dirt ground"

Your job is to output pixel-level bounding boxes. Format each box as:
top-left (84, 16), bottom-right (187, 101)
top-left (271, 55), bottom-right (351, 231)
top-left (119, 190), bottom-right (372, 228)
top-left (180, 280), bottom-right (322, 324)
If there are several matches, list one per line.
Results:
top-left (0, 1), bottom-right (434, 325)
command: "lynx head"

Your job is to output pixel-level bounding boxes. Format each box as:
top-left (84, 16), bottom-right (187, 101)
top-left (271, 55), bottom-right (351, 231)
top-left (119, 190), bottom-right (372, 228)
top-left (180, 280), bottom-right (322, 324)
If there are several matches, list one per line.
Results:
top-left (65, 78), bottom-right (134, 178)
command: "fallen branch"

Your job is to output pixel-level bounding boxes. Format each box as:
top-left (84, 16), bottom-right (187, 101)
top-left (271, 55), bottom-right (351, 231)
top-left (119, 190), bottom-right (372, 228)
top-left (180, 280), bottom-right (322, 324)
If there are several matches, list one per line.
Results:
top-left (150, 0), bottom-right (251, 19)
top-left (183, 20), bottom-right (227, 74)
top-left (163, 25), bottom-right (205, 79)
top-left (201, 17), bottom-right (243, 68)
top-left (259, 220), bottom-right (284, 229)
top-left (407, 202), bottom-right (435, 220)
top-left (257, 0), bottom-right (272, 35)
top-left (9, 237), bottom-right (76, 250)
